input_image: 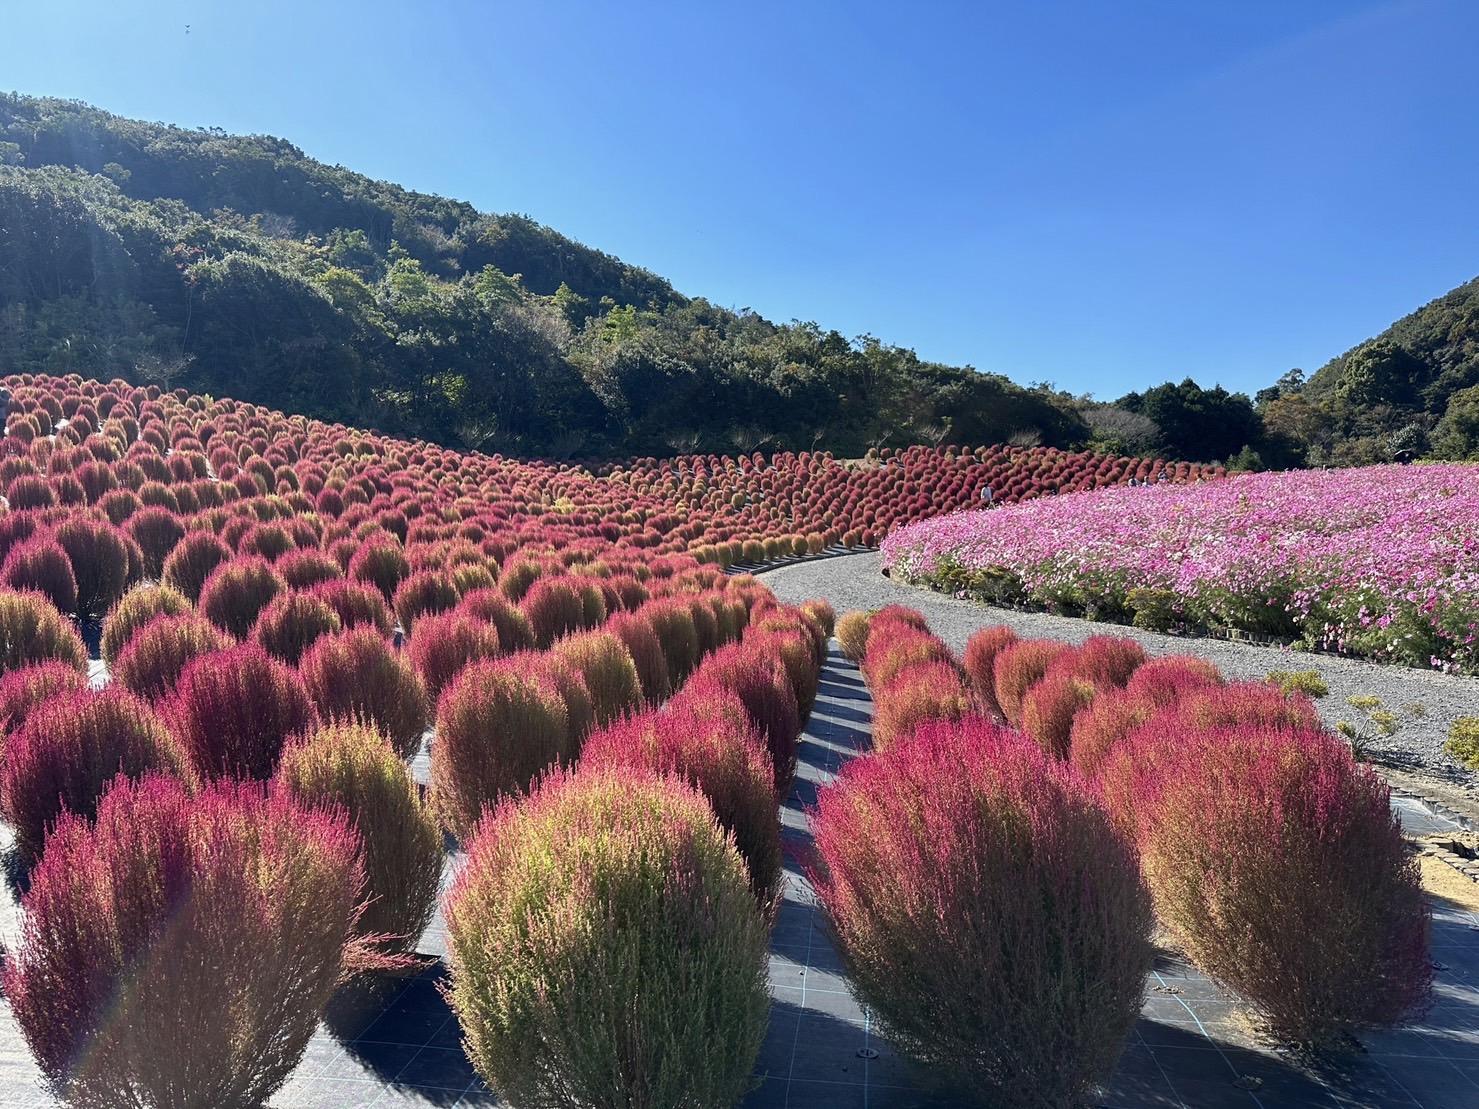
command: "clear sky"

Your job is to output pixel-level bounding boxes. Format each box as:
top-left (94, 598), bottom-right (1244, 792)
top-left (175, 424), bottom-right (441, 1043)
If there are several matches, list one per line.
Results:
top-left (4, 0), bottom-right (1479, 398)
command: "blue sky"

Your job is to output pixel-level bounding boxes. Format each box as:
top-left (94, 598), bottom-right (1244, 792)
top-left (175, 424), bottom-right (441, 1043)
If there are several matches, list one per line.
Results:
top-left (4, 0), bottom-right (1479, 398)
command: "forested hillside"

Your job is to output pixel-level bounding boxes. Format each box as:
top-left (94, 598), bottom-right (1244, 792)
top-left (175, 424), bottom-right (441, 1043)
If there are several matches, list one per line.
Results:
top-left (0, 94), bottom-right (1086, 457)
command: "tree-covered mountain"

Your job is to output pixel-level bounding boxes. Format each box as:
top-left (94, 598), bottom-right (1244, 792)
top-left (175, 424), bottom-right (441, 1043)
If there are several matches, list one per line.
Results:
top-left (1254, 275), bottom-right (1479, 465)
top-left (0, 93), bottom-right (1090, 458)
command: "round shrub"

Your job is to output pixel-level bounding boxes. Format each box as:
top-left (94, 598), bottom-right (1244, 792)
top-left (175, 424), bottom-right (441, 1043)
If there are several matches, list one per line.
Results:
top-left (1, 687), bottom-right (191, 859)
top-left (1122, 654), bottom-right (1223, 707)
top-left (962, 624), bottom-right (1019, 720)
top-left (308, 577), bottom-right (394, 637)
top-left (161, 530), bottom-right (232, 601)
top-left (276, 548), bottom-right (343, 590)
top-left (551, 630), bottom-right (643, 727)
top-left (1134, 725), bottom-right (1431, 1043)
top-left (0, 661), bottom-right (87, 734)
top-left (1068, 686), bottom-right (1159, 779)
top-left (276, 723), bottom-right (443, 953)
top-left (835, 609), bottom-right (872, 661)
top-left (166, 644), bottom-right (315, 780)
top-left (56, 515), bottom-right (133, 617)
top-left (392, 569), bottom-right (460, 633)
top-left (100, 582), bottom-right (191, 665)
top-left (407, 611), bottom-right (503, 701)
top-left (642, 599), bottom-right (702, 684)
top-left (872, 660), bottom-right (977, 752)
top-left (604, 611), bottom-right (671, 705)
top-left (0, 589), bottom-right (88, 675)
top-left (686, 643), bottom-right (800, 792)
top-left (349, 541), bottom-right (410, 600)
top-left (520, 576), bottom-right (587, 648)
top-left (445, 767), bottom-right (768, 1109)
top-left (126, 505), bottom-right (186, 578)
top-left (810, 718), bottom-right (1153, 1106)
top-left (431, 659), bottom-right (572, 840)
top-left (1, 536), bottom-right (78, 614)
top-left (862, 628), bottom-right (954, 690)
top-left (457, 587), bottom-right (535, 651)
top-left (1047, 635), bottom-right (1146, 689)
top-left (535, 651), bottom-right (597, 745)
top-left (4, 774), bottom-right (367, 1108)
top-left (1020, 672), bottom-right (1100, 760)
top-left (992, 638), bottom-right (1072, 726)
top-left (584, 688), bottom-right (782, 902)
top-left (113, 613), bottom-right (231, 701)
top-left (800, 598), bottom-right (835, 637)
top-left (199, 558), bottom-right (287, 640)
top-left (252, 591), bottom-right (343, 664)
top-left (300, 628), bottom-right (429, 759)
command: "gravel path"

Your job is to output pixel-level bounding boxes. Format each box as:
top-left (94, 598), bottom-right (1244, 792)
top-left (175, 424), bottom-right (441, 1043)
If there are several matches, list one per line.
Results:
top-left (763, 551), bottom-right (1479, 793)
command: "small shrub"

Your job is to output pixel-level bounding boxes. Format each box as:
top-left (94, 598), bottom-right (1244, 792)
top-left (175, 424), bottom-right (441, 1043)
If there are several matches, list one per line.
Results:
top-left (126, 506), bottom-right (185, 578)
top-left (1123, 654), bottom-right (1222, 707)
top-left (307, 577), bottom-right (395, 637)
top-left (534, 651), bottom-right (596, 745)
top-left (392, 569), bottom-right (460, 633)
top-left (800, 598), bottom-right (835, 637)
top-left (252, 591), bottom-right (343, 664)
top-left (276, 723), bottom-right (443, 953)
top-left (809, 718), bottom-right (1153, 1106)
top-left (430, 658), bottom-right (572, 840)
top-left (0, 661), bottom-right (87, 733)
top-left (604, 611), bottom-right (672, 705)
top-left (457, 587), bottom-right (536, 651)
top-left (551, 631), bottom-right (643, 726)
top-left (835, 609), bottom-right (872, 661)
top-left (1049, 635), bottom-right (1146, 689)
top-left (961, 624), bottom-right (1019, 719)
top-left (407, 611), bottom-right (503, 702)
top-left (199, 558), bottom-right (288, 640)
top-left (862, 629), bottom-right (954, 690)
top-left (445, 767), bottom-right (768, 1109)
top-left (301, 628), bottom-right (430, 760)
top-left (1068, 686), bottom-right (1158, 779)
top-left (643, 599), bottom-right (702, 684)
top-left (2, 537), bottom-right (79, 614)
top-left (521, 577), bottom-right (587, 648)
top-left (583, 687), bottom-right (782, 902)
top-left (276, 549), bottom-right (343, 590)
top-left (113, 613), bottom-right (231, 701)
top-left (100, 583), bottom-right (191, 665)
top-left (1134, 725), bottom-right (1431, 1043)
top-left (872, 660), bottom-right (977, 752)
top-left (686, 642), bottom-right (799, 792)
top-left (56, 516), bottom-right (133, 617)
top-left (166, 644), bottom-right (315, 780)
top-left (1, 687), bottom-right (191, 859)
top-left (0, 590), bottom-right (88, 674)
top-left (349, 541), bottom-right (410, 600)
top-left (161, 530), bottom-right (232, 602)
top-left (992, 639), bottom-right (1072, 726)
top-left (4, 774), bottom-right (368, 1108)
top-left (1267, 669), bottom-right (1330, 699)
top-left (1127, 586), bottom-right (1179, 632)
top-left (1021, 672), bottom-right (1099, 760)
top-left (1445, 717), bottom-right (1479, 770)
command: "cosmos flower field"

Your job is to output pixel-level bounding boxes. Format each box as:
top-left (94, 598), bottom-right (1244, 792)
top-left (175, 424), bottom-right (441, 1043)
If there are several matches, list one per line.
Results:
top-left (883, 463), bottom-right (1479, 672)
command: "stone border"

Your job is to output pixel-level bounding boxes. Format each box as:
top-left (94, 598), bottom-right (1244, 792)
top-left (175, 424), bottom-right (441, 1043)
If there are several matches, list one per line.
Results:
top-left (722, 545), bottom-right (874, 577)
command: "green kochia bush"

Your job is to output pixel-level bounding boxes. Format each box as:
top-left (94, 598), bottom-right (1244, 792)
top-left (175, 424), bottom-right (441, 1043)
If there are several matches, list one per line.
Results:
top-left (810, 718), bottom-right (1153, 1107)
top-left (4, 773), bottom-right (372, 1109)
top-left (445, 767), bottom-right (769, 1109)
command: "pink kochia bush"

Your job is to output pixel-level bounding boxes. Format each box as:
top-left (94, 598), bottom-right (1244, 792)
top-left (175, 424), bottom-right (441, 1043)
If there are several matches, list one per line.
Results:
top-left (166, 643), bottom-right (315, 780)
top-left (962, 624), bottom-right (1019, 720)
top-left (0, 589), bottom-right (88, 674)
top-left (992, 639), bottom-right (1072, 727)
top-left (871, 660), bottom-right (977, 753)
top-left (0, 661), bottom-right (87, 733)
top-left (1131, 724), bottom-right (1432, 1043)
top-left (407, 611), bottom-right (503, 701)
top-left (809, 719), bottom-right (1153, 1106)
top-left (5, 774), bottom-right (370, 1108)
top-left (0, 687), bottom-right (191, 859)
top-left (199, 557), bottom-right (287, 640)
top-left (444, 767), bottom-right (768, 1109)
top-left (686, 641), bottom-right (800, 792)
top-left (112, 613), bottom-right (231, 701)
top-left (299, 628), bottom-right (429, 759)
top-left (582, 685), bottom-right (783, 902)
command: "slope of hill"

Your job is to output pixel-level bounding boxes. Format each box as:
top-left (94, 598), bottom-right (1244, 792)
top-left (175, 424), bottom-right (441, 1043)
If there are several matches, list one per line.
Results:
top-left (0, 94), bottom-right (1086, 458)
top-left (1261, 275), bottom-right (1479, 464)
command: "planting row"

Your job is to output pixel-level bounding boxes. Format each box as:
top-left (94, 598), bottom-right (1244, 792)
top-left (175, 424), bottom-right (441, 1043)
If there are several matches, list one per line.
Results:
top-left (882, 462), bottom-right (1479, 673)
top-left (817, 607), bottom-right (1430, 1104)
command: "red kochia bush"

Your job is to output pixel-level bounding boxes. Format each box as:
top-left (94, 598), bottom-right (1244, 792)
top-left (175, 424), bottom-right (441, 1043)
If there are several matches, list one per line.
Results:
top-left (252, 591), bottom-right (343, 664)
top-left (4, 774), bottom-right (369, 1108)
top-left (55, 515), bottom-right (133, 617)
top-left (112, 613), bottom-right (232, 701)
top-left (408, 611), bottom-right (503, 701)
top-left (1, 687), bottom-right (191, 859)
top-left (1, 536), bottom-right (79, 614)
top-left (1020, 672), bottom-right (1100, 760)
top-left (1068, 686), bottom-right (1160, 779)
top-left (551, 631), bottom-right (643, 727)
top-left (100, 583), bottom-right (191, 665)
top-left (862, 627), bottom-right (955, 690)
top-left (0, 589), bottom-right (88, 674)
top-left (871, 660), bottom-right (977, 752)
top-left (199, 557), bottom-right (288, 640)
top-left (308, 577), bottom-right (395, 637)
top-left (349, 540), bottom-right (410, 600)
top-left (641, 598), bottom-right (702, 684)
top-left (1047, 635), bottom-right (1146, 689)
top-left (604, 611), bottom-right (671, 705)
top-left (392, 569), bottom-right (460, 633)
top-left (1133, 725), bottom-right (1431, 1043)
top-left (161, 529), bottom-right (232, 601)
top-left (583, 688), bottom-right (782, 902)
top-left (457, 587), bottom-right (536, 652)
top-left (431, 658), bottom-right (573, 840)
top-left (126, 505), bottom-right (186, 578)
top-left (962, 624), bottom-right (1019, 720)
top-left (166, 644), bottom-right (315, 780)
top-left (685, 642), bottom-right (799, 792)
top-left (299, 628), bottom-right (429, 760)
top-left (0, 661), bottom-right (87, 733)
top-left (520, 576), bottom-right (588, 648)
top-left (809, 719), bottom-right (1152, 1106)
top-left (1122, 654), bottom-right (1223, 707)
top-left (991, 638), bottom-right (1072, 726)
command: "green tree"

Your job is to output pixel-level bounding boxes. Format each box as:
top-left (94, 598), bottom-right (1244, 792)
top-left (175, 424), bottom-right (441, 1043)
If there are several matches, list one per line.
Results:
top-left (1431, 385), bottom-right (1479, 460)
